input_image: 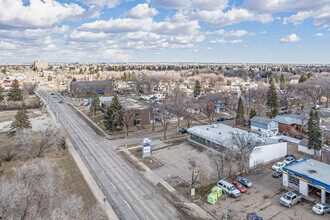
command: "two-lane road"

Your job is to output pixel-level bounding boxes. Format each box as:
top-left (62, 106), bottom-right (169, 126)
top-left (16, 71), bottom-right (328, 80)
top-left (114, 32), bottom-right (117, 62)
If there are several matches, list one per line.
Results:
top-left (37, 88), bottom-right (181, 220)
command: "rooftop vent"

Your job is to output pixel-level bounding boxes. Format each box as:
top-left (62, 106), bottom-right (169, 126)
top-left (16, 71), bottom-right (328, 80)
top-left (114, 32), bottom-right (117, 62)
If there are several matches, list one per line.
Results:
top-left (213, 125), bottom-right (218, 128)
top-left (308, 169), bottom-right (317, 174)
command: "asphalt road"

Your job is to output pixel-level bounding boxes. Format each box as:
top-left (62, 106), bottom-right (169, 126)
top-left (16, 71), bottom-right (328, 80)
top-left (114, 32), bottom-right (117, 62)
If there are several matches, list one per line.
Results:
top-left (37, 88), bottom-right (181, 220)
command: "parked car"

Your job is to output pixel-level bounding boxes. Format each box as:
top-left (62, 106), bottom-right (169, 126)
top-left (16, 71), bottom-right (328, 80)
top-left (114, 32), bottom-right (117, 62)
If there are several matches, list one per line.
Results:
top-left (58, 100), bottom-right (63, 103)
top-left (295, 135), bottom-right (303, 140)
top-left (178, 128), bottom-right (187, 134)
top-left (217, 117), bottom-right (225, 121)
top-left (246, 213), bottom-right (263, 220)
top-left (51, 92), bottom-right (54, 95)
top-left (279, 191), bottom-right (302, 207)
top-left (285, 155), bottom-right (295, 159)
top-left (312, 203), bottom-right (330, 215)
top-left (283, 156), bottom-right (295, 165)
top-left (279, 138), bottom-right (287, 142)
top-left (232, 181), bottom-right (247, 193)
top-left (282, 132), bottom-right (288, 136)
top-left (236, 176), bottom-right (252, 188)
top-left (217, 180), bottom-right (241, 198)
top-left (272, 162), bottom-right (286, 171)
top-left (225, 116), bottom-right (234, 120)
top-left (272, 170), bottom-right (283, 178)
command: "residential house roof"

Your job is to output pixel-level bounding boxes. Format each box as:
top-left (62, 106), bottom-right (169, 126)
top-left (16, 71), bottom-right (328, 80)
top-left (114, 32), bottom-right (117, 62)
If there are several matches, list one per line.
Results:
top-left (250, 116), bottom-right (274, 125)
top-left (298, 138), bottom-right (308, 147)
top-left (274, 114), bottom-right (309, 126)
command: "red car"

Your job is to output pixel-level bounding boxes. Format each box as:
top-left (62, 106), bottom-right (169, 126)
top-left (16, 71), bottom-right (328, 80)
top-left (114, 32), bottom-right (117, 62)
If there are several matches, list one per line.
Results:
top-left (314, 189), bottom-right (321, 197)
top-left (232, 181), bottom-right (247, 193)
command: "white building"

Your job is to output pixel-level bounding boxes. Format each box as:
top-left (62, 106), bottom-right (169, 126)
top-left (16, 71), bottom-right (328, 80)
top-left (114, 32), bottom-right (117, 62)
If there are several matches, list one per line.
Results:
top-left (187, 123), bottom-right (287, 168)
top-left (250, 116), bottom-right (278, 137)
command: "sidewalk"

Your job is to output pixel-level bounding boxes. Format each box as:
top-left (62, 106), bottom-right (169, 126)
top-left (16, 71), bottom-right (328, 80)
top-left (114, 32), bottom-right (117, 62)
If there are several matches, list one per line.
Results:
top-left (67, 140), bottom-right (119, 220)
top-left (124, 149), bottom-right (216, 219)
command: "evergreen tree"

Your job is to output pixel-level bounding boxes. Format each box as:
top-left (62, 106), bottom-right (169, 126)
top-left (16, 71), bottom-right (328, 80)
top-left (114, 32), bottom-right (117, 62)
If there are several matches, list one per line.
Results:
top-left (0, 86), bottom-right (4, 103)
top-left (266, 75), bottom-right (279, 118)
top-left (280, 73), bottom-right (286, 84)
top-left (307, 110), bottom-right (322, 152)
top-left (9, 104), bottom-right (31, 136)
top-left (103, 95), bottom-right (123, 132)
top-left (299, 74), bottom-right (307, 83)
top-left (7, 79), bottom-right (23, 102)
top-left (249, 108), bottom-right (257, 120)
top-left (90, 90), bottom-right (100, 112)
top-left (235, 96), bottom-right (245, 126)
top-left (275, 76), bottom-right (279, 83)
top-left (193, 80), bottom-right (201, 97)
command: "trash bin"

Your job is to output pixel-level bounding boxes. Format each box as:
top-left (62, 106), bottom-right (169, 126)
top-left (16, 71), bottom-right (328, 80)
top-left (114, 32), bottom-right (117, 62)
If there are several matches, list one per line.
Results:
top-left (207, 193), bottom-right (218, 204)
top-left (211, 186), bottom-right (222, 198)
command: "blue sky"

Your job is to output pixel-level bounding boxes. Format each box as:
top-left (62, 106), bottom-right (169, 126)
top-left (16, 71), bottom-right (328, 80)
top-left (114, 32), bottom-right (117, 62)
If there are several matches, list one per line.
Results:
top-left (0, 0), bottom-right (329, 64)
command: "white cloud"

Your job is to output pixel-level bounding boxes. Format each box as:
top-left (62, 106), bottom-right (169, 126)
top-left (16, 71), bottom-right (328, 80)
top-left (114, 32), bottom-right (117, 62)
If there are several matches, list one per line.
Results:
top-left (279, 33), bottom-right (301, 43)
top-left (78, 0), bottom-right (122, 8)
top-left (68, 30), bottom-right (113, 42)
top-left (0, 41), bottom-right (17, 49)
top-left (127, 4), bottom-right (158, 19)
top-left (282, 11), bottom-right (314, 25)
top-left (192, 8), bottom-right (273, 27)
top-left (149, 0), bottom-right (228, 11)
top-left (261, 30), bottom-right (267, 34)
top-left (243, 45), bottom-right (248, 47)
top-left (209, 38), bottom-right (243, 44)
top-left (243, 0), bottom-right (330, 13)
top-left (314, 33), bottom-right (323, 37)
top-left (208, 29), bottom-right (255, 37)
top-left (0, 0), bottom-right (85, 28)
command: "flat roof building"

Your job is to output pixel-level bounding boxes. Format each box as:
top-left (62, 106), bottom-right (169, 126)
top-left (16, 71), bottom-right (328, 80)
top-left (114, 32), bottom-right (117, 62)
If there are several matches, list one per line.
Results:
top-left (283, 158), bottom-right (330, 203)
top-left (187, 123), bottom-right (287, 168)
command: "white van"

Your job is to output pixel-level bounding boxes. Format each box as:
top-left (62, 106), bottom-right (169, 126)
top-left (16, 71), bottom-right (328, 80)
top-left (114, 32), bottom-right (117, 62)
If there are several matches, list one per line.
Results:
top-left (217, 180), bottom-right (241, 198)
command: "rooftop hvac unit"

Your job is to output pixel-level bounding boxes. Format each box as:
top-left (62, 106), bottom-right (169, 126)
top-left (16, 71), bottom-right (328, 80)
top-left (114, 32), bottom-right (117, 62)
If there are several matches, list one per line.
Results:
top-left (213, 124), bottom-right (218, 128)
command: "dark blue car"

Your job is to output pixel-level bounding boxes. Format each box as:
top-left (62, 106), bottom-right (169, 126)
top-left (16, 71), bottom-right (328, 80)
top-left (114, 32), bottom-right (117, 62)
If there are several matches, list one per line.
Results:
top-left (217, 117), bottom-right (225, 121)
top-left (247, 213), bottom-right (263, 220)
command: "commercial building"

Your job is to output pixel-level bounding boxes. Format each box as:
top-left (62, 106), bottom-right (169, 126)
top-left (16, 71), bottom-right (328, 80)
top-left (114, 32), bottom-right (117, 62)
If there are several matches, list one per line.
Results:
top-left (70, 80), bottom-right (113, 98)
top-left (250, 116), bottom-right (278, 137)
top-left (34, 61), bottom-right (48, 70)
top-left (282, 158), bottom-right (329, 203)
top-left (187, 123), bottom-right (287, 168)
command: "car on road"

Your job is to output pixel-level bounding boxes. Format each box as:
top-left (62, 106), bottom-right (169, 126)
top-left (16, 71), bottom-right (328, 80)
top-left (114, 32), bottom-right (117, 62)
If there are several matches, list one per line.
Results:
top-left (283, 156), bottom-right (295, 165)
top-left (272, 170), bottom-right (283, 178)
top-left (279, 191), bottom-right (302, 207)
top-left (312, 203), bottom-right (330, 215)
top-left (232, 181), bottom-right (246, 193)
top-left (246, 213), bottom-right (263, 220)
top-left (217, 180), bottom-right (241, 198)
top-left (236, 176), bottom-right (252, 188)
top-left (178, 128), bottom-right (187, 134)
top-left (272, 162), bottom-right (286, 171)
top-left (58, 100), bottom-right (63, 103)
top-left (217, 117), bottom-right (225, 121)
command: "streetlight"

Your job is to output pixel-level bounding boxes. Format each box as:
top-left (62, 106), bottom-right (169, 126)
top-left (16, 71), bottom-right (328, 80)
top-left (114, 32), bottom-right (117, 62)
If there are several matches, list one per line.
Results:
top-left (223, 190), bottom-right (227, 220)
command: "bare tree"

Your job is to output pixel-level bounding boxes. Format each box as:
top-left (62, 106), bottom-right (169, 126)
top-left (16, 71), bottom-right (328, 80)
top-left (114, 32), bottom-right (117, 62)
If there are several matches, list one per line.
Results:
top-left (15, 126), bottom-right (64, 158)
top-left (22, 83), bottom-right (37, 95)
top-left (116, 108), bottom-right (137, 149)
top-left (168, 95), bottom-right (186, 132)
top-left (231, 133), bottom-right (256, 175)
top-left (201, 97), bottom-right (215, 125)
top-left (0, 145), bottom-right (19, 162)
top-left (157, 103), bottom-right (174, 139)
top-left (184, 99), bottom-right (198, 128)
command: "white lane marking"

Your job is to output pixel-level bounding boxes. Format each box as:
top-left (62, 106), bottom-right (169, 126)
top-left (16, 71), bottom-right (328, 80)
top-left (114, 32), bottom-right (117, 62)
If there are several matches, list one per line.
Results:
top-left (111, 182), bottom-right (117, 190)
top-left (124, 200), bottom-right (132, 210)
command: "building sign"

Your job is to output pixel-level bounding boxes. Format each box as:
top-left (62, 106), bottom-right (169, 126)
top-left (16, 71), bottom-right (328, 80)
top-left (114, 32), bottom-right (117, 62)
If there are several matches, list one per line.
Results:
top-left (142, 138), bottom-right (151, 158)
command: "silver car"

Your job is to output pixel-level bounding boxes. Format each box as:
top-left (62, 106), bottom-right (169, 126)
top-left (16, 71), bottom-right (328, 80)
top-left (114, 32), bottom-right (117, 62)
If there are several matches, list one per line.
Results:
top-left (312, 203), bottom-right (330, 215)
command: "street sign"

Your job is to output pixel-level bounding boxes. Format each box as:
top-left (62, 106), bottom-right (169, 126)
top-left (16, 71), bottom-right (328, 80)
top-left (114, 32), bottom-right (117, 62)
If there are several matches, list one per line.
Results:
top-left (142, 138), bottom-right (151, 158)
top-left (191, 188), bottom-right (195, 197)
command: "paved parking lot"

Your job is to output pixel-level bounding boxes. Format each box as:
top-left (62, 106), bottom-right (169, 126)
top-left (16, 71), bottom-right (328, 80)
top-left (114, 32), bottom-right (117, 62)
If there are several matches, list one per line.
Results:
top-left (202, 169), bottom-right (327, 220)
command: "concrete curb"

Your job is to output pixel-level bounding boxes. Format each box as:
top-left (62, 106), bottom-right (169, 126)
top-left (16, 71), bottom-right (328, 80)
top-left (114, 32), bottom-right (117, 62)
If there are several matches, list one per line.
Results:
top-left (67, 140), bottom-right (119, 220)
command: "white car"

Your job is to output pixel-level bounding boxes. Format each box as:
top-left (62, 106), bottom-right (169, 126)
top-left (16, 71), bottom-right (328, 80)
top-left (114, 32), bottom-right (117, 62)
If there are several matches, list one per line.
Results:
top-left (272, 162), bottom-right (286, 171)
top-left (283, 156), bottom-right (295, 165)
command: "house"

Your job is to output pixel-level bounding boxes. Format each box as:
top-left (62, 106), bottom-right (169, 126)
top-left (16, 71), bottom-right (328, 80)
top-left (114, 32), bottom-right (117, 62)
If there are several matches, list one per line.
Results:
top-left (250, 116), bottom-right (278, 137)
top-left (274, 114), bottom-right (308, 134)
top-left (214, 100), bottom-right (226, 113)
top-left (100, 96), bottom-right (114, 114)
top-left (140, 92), bottom-right (165, 101)
top-left (187, 123), bottom-right (287, 168)
top-left (298, 138), bottom-right (321, 156)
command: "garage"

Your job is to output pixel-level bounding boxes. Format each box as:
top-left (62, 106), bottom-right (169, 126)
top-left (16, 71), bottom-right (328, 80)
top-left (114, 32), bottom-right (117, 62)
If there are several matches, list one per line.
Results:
top-left (282, 158), bottom-right (330, 204)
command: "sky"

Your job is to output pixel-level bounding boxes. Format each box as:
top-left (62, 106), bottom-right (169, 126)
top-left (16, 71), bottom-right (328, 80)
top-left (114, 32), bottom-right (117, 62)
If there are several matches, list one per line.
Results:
top-left (0, 0), bottom-right (329, 64)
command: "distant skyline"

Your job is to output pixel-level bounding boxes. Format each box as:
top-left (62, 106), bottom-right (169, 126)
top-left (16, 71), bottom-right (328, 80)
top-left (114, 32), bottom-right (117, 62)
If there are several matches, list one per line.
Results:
top-left (0, 0), bottom-right (329, 64)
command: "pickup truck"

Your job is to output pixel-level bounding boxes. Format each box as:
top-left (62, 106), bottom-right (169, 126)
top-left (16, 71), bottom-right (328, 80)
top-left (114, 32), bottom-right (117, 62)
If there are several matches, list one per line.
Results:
top-left (279, 191), bottom-right (302, 207)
